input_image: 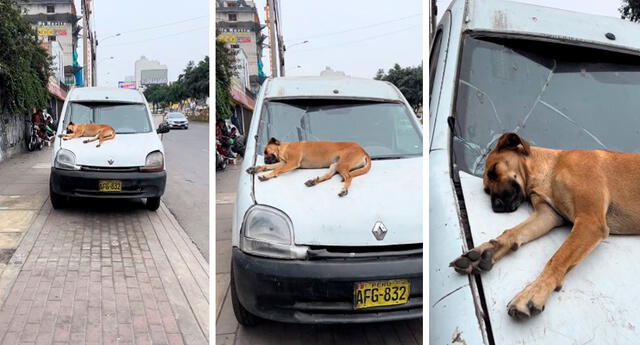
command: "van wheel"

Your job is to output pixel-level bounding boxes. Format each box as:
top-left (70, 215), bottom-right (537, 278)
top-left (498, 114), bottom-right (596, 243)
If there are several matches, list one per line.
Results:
top-left (231, 267), bottom-right (260, 326)
top-left (146, 197), bottom-right (161, 211)
top-left (49, 187), bottom-right (66, 209)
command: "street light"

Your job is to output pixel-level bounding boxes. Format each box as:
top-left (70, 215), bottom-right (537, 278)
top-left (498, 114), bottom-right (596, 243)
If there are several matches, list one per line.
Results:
top-left (99, 56), bottom-right (114, 63)
top-left (285, 40), bottom-right (309, 50)
top-left (98, 33), bottom-right (121, 45)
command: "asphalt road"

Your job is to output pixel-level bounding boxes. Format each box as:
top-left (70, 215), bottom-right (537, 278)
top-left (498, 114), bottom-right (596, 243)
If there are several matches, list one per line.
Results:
top-left (162, 121), bottom-right (210, 260)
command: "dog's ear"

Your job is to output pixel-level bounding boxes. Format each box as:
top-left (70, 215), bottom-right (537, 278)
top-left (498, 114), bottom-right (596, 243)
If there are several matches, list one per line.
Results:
top-left (268, 137), bottom-right (281, 146)
top-left (495, 132), bottom-right (530, 155)
top-left (69, 121), bottom-right (74, 126)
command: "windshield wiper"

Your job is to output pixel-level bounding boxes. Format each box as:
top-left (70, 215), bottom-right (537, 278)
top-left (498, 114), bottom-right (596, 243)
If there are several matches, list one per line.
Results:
top-left (371, 155), bottom-right (417, 160)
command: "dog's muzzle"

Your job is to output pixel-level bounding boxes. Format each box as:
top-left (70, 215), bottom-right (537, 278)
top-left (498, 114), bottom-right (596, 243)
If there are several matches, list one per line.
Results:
top-left (264, 154), bottom-right (279, 164)
top-left (491, 182), bottom-right (524, 213)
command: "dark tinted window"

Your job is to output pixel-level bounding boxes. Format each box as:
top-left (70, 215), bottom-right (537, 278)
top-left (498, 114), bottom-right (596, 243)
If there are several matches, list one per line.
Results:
top-left (65, 102), bottom-right (152, 134)
top-left (453, 36), bottom-right (640, 176)
top-left (257, 100), bottom-right (422, 159)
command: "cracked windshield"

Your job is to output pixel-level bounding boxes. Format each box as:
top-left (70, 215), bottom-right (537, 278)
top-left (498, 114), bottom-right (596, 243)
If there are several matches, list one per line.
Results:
top-left (453, 36), bottom-right (640, 176)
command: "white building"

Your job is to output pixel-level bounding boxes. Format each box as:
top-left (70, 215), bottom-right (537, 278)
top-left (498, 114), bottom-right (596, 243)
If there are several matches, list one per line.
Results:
top-left (134, 56), bottom-right (168, 87)
top-left (19, 0), bottom-right (79, 83)
top-left (216, 0), bottom-right (265, 91)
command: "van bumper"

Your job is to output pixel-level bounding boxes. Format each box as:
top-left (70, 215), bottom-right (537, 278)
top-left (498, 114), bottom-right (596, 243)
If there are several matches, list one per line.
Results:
top-left (50, 168), bottom-right (166, 198)
top-left (232, 248), bottom-right (423, 324)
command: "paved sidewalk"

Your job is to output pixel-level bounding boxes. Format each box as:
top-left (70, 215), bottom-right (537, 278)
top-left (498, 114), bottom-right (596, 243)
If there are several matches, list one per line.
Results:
top-left (0, 149), bottom-right (209, 345)
top-left (215, 163), bottom-right (423, 345)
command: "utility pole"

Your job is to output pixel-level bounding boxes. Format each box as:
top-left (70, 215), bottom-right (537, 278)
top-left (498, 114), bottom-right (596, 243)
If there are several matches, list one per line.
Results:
top-left (81, 0), bottom-right (94, 86)
top-left (265, 0), bottom-right (278, 78)
top-left (430, 0), bottom-right (437, 45)
top-left (273, 0), bottom-right (285, 77)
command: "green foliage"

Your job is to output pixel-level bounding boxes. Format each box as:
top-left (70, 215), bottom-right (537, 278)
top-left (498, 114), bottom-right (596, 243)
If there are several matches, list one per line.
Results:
top-left (0, 0), bottom-right (51, 114)
top-left (143, 56), bottom-right (209, 110)
top-left (215, 40), bottom-right (235, 120)
top-left (620, 0), bottom-right (640, 21)
top-left (374, 63), bottom-right (423, 112)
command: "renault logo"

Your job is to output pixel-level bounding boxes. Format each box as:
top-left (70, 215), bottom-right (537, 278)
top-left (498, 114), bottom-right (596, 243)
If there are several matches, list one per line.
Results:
top-left (107, 159), bottom-right (114, 165)
top-left (372, 221), bottom-right (388, 241)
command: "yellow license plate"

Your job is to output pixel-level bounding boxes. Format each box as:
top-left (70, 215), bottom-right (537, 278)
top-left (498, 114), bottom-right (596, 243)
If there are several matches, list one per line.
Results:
top-left (354, 279), bottom-right (410, 309)
top-left (99, 180), bottom-right (122, 192)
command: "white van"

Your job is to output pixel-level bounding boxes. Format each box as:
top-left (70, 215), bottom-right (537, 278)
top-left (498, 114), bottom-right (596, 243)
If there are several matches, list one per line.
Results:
top-left (231, 76), bottom-right (423, 325)
top-left (49, 87), bottom-right (170, 211)
top-left (430, 0), bottom-right (640, 344)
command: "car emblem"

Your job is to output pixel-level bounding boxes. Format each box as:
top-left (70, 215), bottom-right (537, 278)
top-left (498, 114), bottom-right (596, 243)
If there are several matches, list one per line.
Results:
top-left (372, 221), bottom-right (388, 241)
top-left (107, 159), bottom-right (114, 165)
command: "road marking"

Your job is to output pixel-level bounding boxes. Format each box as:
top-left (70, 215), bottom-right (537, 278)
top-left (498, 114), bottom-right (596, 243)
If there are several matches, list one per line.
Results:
top-left (216, 193), bottom-right (236, 205)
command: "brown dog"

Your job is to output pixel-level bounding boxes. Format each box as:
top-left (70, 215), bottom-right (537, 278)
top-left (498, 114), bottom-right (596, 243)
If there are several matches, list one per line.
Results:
top-left (246, 138), bottom-right (371, 197)
top-left (450, 132), bottom-right (640, 320)
top-left (58, 122), bottom-right (116, 147)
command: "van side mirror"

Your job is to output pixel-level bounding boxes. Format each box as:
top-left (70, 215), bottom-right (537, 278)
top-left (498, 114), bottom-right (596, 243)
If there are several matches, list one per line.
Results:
top-left (157, 123), bottom-right (170, 134)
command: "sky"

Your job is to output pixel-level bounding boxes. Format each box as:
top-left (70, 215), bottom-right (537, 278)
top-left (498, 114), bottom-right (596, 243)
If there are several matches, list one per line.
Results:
top-left (252, 0), bottom-right (423, 78)
top-left (434, 0), bottom-right (622, 21)
top-left (77, 0), bottom-right (209, 87)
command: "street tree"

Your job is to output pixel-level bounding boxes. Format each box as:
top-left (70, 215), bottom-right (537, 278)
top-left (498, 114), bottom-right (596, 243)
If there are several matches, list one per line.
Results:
top-left (179, 56), bottom-right (209, 102)
top-left (620, 0), bottom-right (640, 21)
top-left (216, 40), bottom-right (235, 120)
top-left (0, 0), bottom-right (51, 114)
top-left (374, 63), bottom-right (423, 112)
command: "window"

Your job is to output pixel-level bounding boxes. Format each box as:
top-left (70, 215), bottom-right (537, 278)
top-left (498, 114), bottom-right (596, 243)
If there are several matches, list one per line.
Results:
top-left (258, 100), bottom-right (422, 159)
top-left (48, 36), bottom-right (56, 41)
top-left (228, 13), bottom-right (237, 21)
top-left (65, 102), bottom-right (152, 134)
top-left (429, 30), bottom-right (443, 104)
top-left (46, 5), bottom-right (54, 13)
top-left (227, 1), bottom-right (238, 6)
top-left (453, 36), bottom-right (640, 176)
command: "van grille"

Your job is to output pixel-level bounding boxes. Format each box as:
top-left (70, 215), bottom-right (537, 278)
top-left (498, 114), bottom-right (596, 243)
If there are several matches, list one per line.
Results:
top-left (306, 243), bottom-right (422, 260)
top-left (80, 165), bottom-right (140, 172)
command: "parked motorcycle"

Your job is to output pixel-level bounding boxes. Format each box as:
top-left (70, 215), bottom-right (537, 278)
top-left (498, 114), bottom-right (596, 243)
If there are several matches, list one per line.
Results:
top-left (26, 121), bottom-right (44, 152)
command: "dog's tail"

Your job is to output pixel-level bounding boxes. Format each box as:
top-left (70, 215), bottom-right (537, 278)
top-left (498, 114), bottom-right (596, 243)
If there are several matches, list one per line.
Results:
top-left (349, 153), bottom-right (371, 178)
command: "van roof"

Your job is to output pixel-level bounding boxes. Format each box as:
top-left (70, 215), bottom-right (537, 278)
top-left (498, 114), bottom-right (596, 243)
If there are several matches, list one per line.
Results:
top-left (458, 0), bottom-right (640, 55)
top-left (262, 76), bottom-right (406, 102)
top-left (67, 87), bottom-right (147, 103)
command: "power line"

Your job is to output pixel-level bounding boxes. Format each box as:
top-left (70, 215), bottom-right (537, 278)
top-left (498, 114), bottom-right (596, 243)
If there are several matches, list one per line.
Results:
top-left (102, 26), bottom-right (209, 47)
top-left (287, 24), bottom-right (421, 54)
top-left (287, 13), bottom-right (421, 41)
top-left (101, 15), bottom-right (208, 38)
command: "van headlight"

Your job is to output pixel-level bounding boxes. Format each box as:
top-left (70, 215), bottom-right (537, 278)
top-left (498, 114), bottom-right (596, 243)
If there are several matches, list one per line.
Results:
top-left (54, 149), bottom-right (80, 170)
top-left (240, 205), bottom-right (308, 259)
top-left (140, 151), bottom-right (164, 172)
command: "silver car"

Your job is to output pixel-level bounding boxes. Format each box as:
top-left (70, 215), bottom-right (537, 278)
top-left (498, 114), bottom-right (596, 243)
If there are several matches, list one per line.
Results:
top-left (165, 112), bottom-right (189, 129)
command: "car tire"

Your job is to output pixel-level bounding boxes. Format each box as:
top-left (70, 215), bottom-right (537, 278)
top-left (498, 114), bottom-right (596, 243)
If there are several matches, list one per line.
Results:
top-left (230, 266), bottom-right (260, 326)
top-left (49, 186), bottom-right (67, 209)
top-left (146, 197), bottom-right (161, 211)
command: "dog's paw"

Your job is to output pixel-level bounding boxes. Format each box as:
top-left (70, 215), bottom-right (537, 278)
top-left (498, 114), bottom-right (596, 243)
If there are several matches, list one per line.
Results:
top-left (57, 134), bottom-right (64, 138)
top-left (449, 248), bottom-right (494, 274)
top-left (96, 144), bottom-right (101, 148)
top-left (507, 282), bottom-right (550, 320)
top-left (83, 140), bottom-right (89, 143)
top-left (304, 179), bottom-right (317, 187)
top-left (258, 175), bottom-right (269, 182)
top-left (338, 189), bottom-right (348, 197)
top-left (246, 167), bottom-right (257, 174)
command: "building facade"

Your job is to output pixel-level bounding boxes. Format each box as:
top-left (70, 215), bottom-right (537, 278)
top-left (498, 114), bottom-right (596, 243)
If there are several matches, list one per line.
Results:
top-left (134, 56), bottom-right (168, 88)
top-left (216, 0), bottom-right (266, 92)
top-left (19, 0), bottom-right (81, 88)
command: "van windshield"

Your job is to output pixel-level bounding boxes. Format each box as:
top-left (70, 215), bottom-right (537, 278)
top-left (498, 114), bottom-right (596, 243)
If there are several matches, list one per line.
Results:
top-left (257, 99), bottom-right (422, 159)
top-left (64, 102), bottom-right (152, 134)
top-left (453, 36), bottom-right (640, 176)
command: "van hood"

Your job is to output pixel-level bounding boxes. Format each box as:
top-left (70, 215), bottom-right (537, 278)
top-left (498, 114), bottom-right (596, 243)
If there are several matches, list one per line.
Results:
top-left (253, 157), bottom-right (422, 246)
top-left (459, 171), bottom-right (640, 344)
top-left (60, 132), bottom-right (161, 167)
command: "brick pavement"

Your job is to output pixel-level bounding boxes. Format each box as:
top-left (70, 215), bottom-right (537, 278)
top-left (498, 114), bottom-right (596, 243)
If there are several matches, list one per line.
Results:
top-left (0, 149), bottom-right (209, 345)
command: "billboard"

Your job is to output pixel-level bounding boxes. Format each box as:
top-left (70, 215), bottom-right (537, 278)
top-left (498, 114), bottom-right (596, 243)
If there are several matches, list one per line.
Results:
top-left (217, 32), bottom-right (252, 43)
top-left (140, 69), bottom-right (168, 85)
top-left (37, 26), bottom-right (68, 36)
top-left (118, 81), bottom-right (137, 89)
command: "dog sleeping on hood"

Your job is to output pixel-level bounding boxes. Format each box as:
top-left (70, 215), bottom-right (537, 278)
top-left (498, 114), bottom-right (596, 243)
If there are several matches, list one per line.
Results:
top-left (58, 122), bottom-right (116, 147)
top-left (246, 138), bottom-right (371, 197)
